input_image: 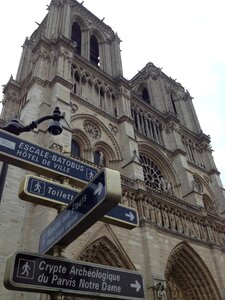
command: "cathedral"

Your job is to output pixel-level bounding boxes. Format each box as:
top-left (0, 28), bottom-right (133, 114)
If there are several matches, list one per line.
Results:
top-left (0, 0), bottom-right (225, 299)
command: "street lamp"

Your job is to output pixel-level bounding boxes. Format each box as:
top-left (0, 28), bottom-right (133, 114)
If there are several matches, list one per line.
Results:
top-left (0, 107), bottom-right (65, 202)
top-left (2, 106), bottom-right (64, 136)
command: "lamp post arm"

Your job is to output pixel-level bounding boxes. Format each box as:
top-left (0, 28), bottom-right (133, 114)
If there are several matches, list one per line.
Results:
top-left (1, 107), bottom-right (64, 135)
top-left (0, 106), bottom-right (64, 203)
top-left (22, 114), bottom-right (64, 132)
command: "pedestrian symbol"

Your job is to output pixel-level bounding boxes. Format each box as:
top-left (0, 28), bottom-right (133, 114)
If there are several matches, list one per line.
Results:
top-left (17, 259), bottom-right (35, 280)
top-left (21, 262), bottom-right (30, 276)
top-left (30, 179), bottom-right (46, 196)
top-left (86, 168), bottom-right (96, 180)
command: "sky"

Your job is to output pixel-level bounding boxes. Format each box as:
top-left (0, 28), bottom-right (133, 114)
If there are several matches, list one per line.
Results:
top-left (0, 0), bottom-right (224, 186)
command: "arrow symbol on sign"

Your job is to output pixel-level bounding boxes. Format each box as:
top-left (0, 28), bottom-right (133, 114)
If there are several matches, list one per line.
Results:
top-left (94, 182), bottom-right (103, 196)
top-left (125, 211), bottom-right (135, 221)
top-left (130, 280), bottom-right (141, 292)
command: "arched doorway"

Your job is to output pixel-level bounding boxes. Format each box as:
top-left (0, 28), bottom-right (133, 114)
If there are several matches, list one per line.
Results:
top-left (165, 242), bottom-right (222, 300)
top-left (63, 236), bottom-right (134, 300)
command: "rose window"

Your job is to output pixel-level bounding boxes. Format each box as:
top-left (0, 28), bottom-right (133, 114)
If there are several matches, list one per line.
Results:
top-left (140, 154), bottom-right (163, 189)
top-left (83, 121), bottom-right (101, 140)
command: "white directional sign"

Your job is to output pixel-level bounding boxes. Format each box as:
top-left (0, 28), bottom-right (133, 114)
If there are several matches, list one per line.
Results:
top-left (4, 252), bottom-right (145, 299)
top-left (39, 168), bottom-right (121, 254)
top-left (0, 129), bottom-right (98, 187)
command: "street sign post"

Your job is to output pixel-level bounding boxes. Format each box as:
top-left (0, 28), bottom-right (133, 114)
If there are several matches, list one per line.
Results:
top-left (39, 168), bottom-right (121, 254)
top-left (19, 175), bottom-right (138, 228)
top-left (4, 251), bottom-right (145, 299)
top-left (19, 175), bottom-right (80, 208)
top-left (0, 129), bottom-right (98, 187)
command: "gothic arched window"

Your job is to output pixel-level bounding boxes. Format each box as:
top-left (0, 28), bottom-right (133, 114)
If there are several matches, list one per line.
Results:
top-left (100, 87), bottom-right (105, 109)
top-left (90, 35), bottom-right (99, 66)
top-left (203, 194), bottom-right (216, 213)
top-left (140, 154), bottom-right (163, 189)
top-left (112, 94), bottom-right (117, 117)
top-left (170, 93), bottom-right (177, 115)
top-left (71, 22), bottom-right (81, 55)
top-left (74, 70), bottom-right (80, 82)
top-left (94, 150), bottom-right (105, 166)
top-left (71, 140), bottom-right (81, 157)
top-left (140, 154), bottom-right (173, 194)
top-left (142, 87), bottom-right (150, 103)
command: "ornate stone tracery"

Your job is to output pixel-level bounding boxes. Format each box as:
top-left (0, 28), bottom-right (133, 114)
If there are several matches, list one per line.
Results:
top-left (77, 236), bottom-right (133, 270)
top-left (136, 192), bottom-right (225, 247)
top-left (70, 64), bottom-right (118, 117)
top-left (165, 242), bottom-right (222, 300)
top-left (71, 114), bottom-right (122, 161)
top-left (181, 134), bottom-right (208, 169)
top-left (140, 154), bottom-right (173, 195)
top-left (131, 102), bottom-right (164, 145)
top-left (83, 120), bottom-right (101, 140)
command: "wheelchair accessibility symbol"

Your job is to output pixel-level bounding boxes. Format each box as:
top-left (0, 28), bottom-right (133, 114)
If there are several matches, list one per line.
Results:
top-left (17, 259), bottom-right (35, 280)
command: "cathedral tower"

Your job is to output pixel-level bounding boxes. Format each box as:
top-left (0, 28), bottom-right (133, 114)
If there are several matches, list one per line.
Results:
top-left (1, 1), bottom-right (225, 299)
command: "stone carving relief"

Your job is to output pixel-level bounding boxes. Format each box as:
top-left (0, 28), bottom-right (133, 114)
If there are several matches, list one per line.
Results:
top-left (135, 193), bottom-right (225, 247)
top-left (156, 283), bottom-right (168, 300)
top-left (181, 134), bottom-right (207, 169)
top-left (83, 120), bottom-right (101, 140)
top-left (165, 121), bottom-right (180, 134)
top-left (70, 102), bottom-right (78, 114)
top-left (49, 143), bottom-right (63, 153)
top-left (192, 178), bottom-right (203, 193)
top-left (116, 183), bottom-right (225, 249)
top-left (159, 177), bottom-right (174, 195)
top-left (108, 123), bottom-right (118, 135)
top-left (131, 62), bottom-right (161, 86)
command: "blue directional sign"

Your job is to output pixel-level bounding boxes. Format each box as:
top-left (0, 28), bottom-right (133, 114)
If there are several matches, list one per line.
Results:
top-left (4, 251), bottom-right (145, 299)
top-left (39, 168), bottom-right (121, 254)
top-left (101, 204), bottom-right (139, 229)
top-left (19, 175), bottom-right (139, 229)
top-left (19, 175), bottom-right (80, 208)
top-left (0, 129), bottom-right (98, 187)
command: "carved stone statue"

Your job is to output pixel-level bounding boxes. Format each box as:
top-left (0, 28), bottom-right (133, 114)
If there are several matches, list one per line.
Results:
top-left (189, 217), bottom-right (196, 237)
top-left (155, 205), bottom-right (163, 226)
top-left (182, 214), bottom-right (190, 236)
top-left (156, 282), bottom-right (168, 300)
top-left (169, 210), bottom-right (176, 231)
top-left (99, 150), bottom-right (104, 166)
top-left (130, 193), bottom-right (137, 209)
top-left (193, 219), bottom-right (201, 239)
top-left (143, 196), bottom-right (150, 219)
top-left (199, 221), bottom-right (208, 241)
top-left (175, 211), bottom-right (183, 233)
top-left (162, 207), bottom-right (170, 228)
top-left (121, 190), bottom-right (129, 206)
top-left (149, 200), bottom-right (156, 223)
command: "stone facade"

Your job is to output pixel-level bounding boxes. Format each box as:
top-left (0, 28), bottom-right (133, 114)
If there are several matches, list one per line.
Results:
top-left (1, 1), bottom-right (225, 299)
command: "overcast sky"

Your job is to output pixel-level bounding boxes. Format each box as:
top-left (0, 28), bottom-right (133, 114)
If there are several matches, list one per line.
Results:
top-left (0, 0), bottom-right (224, 186)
